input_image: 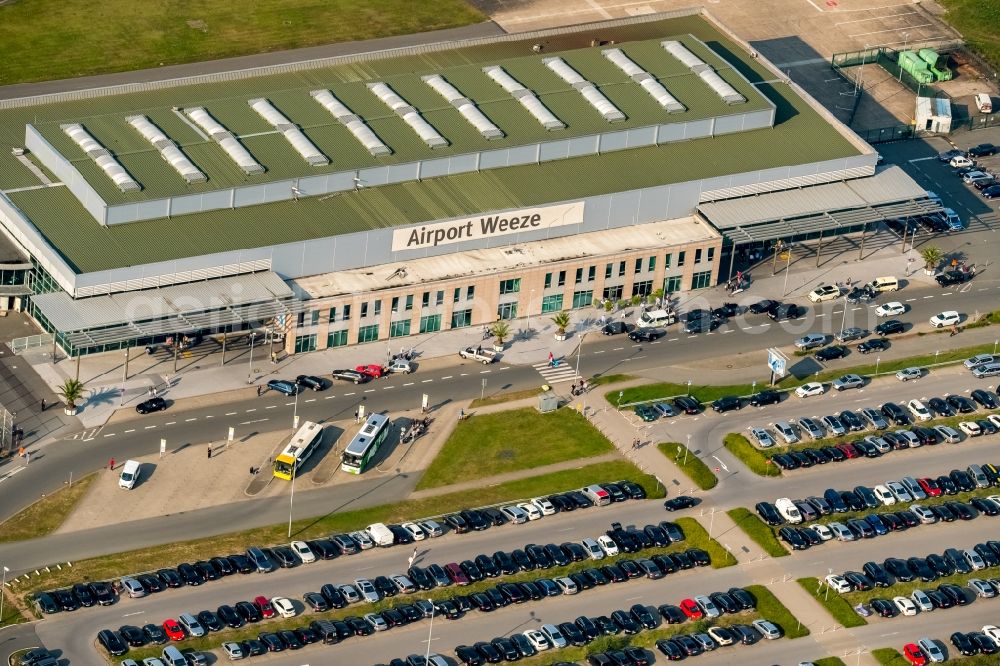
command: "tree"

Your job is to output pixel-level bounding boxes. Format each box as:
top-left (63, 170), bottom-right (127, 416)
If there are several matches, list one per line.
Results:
top-left (920, 246), bottom-right (944, 272)
top-left (490, 320), bottom-right (511, 346)
top-left (58, 378), bottom-right (85, 411)
top-left (551, 311), bottom-right (571, 335)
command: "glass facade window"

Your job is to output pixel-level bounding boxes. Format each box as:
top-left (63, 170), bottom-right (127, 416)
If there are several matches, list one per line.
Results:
top-left (405, 295), bottom-right (413, 311)
top-left (557, 271), bottom-right (565, 287)
top-left (392, 296), bottom-right (400, 312)
top-left (310, 310), bottom-right (320, 325)
top-left (390, 320), bottom-right (411, 338)
top-left (618, 261), bottom-right (626, 277)
top-left (575, 268), bottom-right (583, 284)
top-left (343, 304), bottom-right (351, 320)
top-left (708, 247), bottom-right (715, 262)
top-left (436, 290), bottom-right (444, 306)
top-left (327, 307), bottom-right (337, 322)
top-left (422, 292), bottom-right (430, 308)
top-left (632, 280), bottom-right (652, 297)
top-left (327, 329), bottom-right (348, 348)
top-left (453, 288), bottom-right (461, 303)
top-left (572, 290), bottom-right (593, 309)
top-left (588, 265), bottom-right (596, 282)
top-left (420, 314), bottom-right (442, 333)
top-left (694, 248), bottom-right (703, 264)
top-left (664, 275), bottom-right (682, 293)
top-left (357, 324), bottom-right (378, 343)
top-left (451, 308), bottom-right (472, 328)
top-left (605, 263), bottom-right (613, 279)
top-left (678, 251), bottom-right (686, 267)
top-left (544, 272), bottom-right (552, 289)
top-left (294, 334), bottom-right (317, 353)
top-left (374, 300), bottom-right (381, 317)
top-left (499, 278), bottom-right (521, 295)
top-left (541, 294), bottom-right (563, 313)
top-left (497, 302), bottom-right (518, 319)
top-left (664, 253), bottom-right (672, 269)
top-left (691, 270), bottom-right (713, 290)
top-left (467, 285), bottom-right (475, 300)
top-left (296, 312), bottom-right (305, 326)
top-left (360, 302), bottom-right (369, 318)
top-left (648, 256), bottom-right (656, 272)
top-left (602, 285), bottom-right (623, 301)
top-left (634, 258), bottom-right (642, 274)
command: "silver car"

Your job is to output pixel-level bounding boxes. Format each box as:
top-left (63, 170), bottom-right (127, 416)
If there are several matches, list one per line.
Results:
top-left (774, 421), bottom-right (799, 444)
top-left (752, 619), bottom-right (781, 640)
top-left (822, 415), bottom-right (846, 436)
top-left (799, 417), bottom-right (824, 440)
top-left (749, 427), bottom-right (776, 448)
top-left (860, 407), bottom-right (888, 429)
top-left (832, 373), bottom-right (865, 390)
top-left (835, 328), bottom-right (867, 343)
top-left (354, 578), bottom-right (380, 603)
top-left (794, 333), bottom-right (827, 350)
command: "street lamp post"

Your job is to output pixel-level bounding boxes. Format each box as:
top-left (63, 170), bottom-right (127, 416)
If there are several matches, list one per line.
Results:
top-left (781, 245), bottom-right (792, 296)
top-left (875, 356), bottom-right (881, 377)
top-left (424, 599), bottom-right (436, 661)
top-left (246, 332), bottom-right (257, 385)
top-left (528, 289), bottom-right (535, 333)
top-left (685, 434), bottom-right (691, 466)
top-left (292, 387), bottom-right (300, 430)
top-left (0, 565), bottom-right (8, 628)
top-left (287, 460), bottom-right (296, 539)
top-left (839, 294), bottom-right (849, 337)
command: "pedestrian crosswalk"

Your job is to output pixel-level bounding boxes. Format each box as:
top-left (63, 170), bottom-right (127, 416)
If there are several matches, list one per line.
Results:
top-left (532, 360), bottom-right (578, 384)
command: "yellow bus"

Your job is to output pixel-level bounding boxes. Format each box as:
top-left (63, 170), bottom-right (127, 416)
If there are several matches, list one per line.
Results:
top-left (273, 421), bottom-right (323, 480)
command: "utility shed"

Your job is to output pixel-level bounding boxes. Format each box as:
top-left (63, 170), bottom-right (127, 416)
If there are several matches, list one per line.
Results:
top-left (915, 96), bottom-right (952, 134)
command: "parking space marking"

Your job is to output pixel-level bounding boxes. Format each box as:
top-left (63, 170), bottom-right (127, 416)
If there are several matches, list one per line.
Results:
top-left (441, 376), bottom-right (453, 380)
top-left (144, 425), bottom-right (156, 430)
top-left (124, 429), bottom-right (135, 433)
top-left (165, 421), bottom-right (176, 425)
top-left (104, 433), bottom-right (115, 437)
top-left (184, 418), bottom-right (197, 422)
top-left (225, 412), bottom-right (237, 416)
top-left (850, 23), bottom-right (931, 38)
top-left (265, 405), bottom-right (277, 409)
top-left (364, 389), bottom-right (375, 393)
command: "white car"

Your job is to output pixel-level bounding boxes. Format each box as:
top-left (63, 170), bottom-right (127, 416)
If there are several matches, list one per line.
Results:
top-left (597, 534), bottom-right (619, 556)
top-left (892, 596), bottom-right (917, 616)
top-left (876, 302), bottom-right (906, 317)
top-left (808, 285), bottom-right (841, 302)
top-left (907, 399), bottom-right (931, 421)
top-left (965, 354), bottom-right (995, 369)
top-left (934, 425), bottom-right (961, 443)
top-left (749, 427), bottom-right (776, 448)
top-left (959, 421), bottom-right (983, 437)
top-left (541, 624), bottom-right (567, 649)
top-left (290, 540), bottom-right (316, 564)
top-left (828, 522), bottom-right (854, 542)
top-left (795, 382), bottom-right (824, 398)
top-left (983, 625), bottom-right (1000, 643)
top-left (774, 421), bottom-right (799, 444)
top-left (911, 589), bottom-right (934, 612)
top-left (499, 505), bottom-right (528, 524)
top-left (825, 574), bottom-right (851, 593)
top-left (523, 629), bottom-right (550, 651)
top-left (708, 626), bottom-right (734, 646)
top-left (752, 619), bottom-right (782, 640)
top-left (885, 480), bottom-right (913, 502)
top-left (402, 522), bottom-right (427, 540)
top-left (531, 497), bottom-right (556, 515)
top-left (581, 538), bottom-right (605, 560)
top-left (271, 596), bottom-right (296, 618)
top-left (810, 524), bottom-right (833, 541)
top-left (873, 484), bottom-right (896, 505)
top-left (929, 310), bottom-right (960, 328)
top-left (910, 505), bottom-right (938, 524)
top-left (517, 502), bottom-right (542, 520)
top-left (895, 367), bottom-right (922, 382)
top-left (989, 414), bottom-right (1000, 429)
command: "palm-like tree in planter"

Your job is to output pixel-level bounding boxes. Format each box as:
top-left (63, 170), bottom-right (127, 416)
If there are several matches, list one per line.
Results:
top-left (490, 321), bottom-right (511, 350)
top-left (551, 311), bottom-right (571, 340)
top-left (58, 378), bottom-right (85, 415)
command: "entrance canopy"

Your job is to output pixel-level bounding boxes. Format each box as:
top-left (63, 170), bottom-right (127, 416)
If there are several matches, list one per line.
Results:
top-left (698, 166), bottom-right (939, 243)
top-left (31, 271), bottom-right (305, 350)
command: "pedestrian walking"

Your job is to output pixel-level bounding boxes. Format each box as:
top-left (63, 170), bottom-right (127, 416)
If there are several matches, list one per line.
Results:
top-left (407, 554), bottom-right (415, 568)
top-left (40, 398), bottom-right (45, 411)
top-left (18, 446), bottom-right (24, 458)
top-left (24, 451), bottom-right (29, 465)
top-left (548, 351), bottom-right (554, 364)
top-left (354, 409), bottom-right (360, 423)
top-left (109, 458), bottom-right (115, 470)
top-left (256, 385), bottom-right (262, 397)
top-left (249, 466), bottom-right (255, 476)
top-left (207, 445), bottom-right (212, 459)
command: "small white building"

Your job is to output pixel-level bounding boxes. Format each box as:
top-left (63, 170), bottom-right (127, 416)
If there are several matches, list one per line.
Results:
top-left (915, 96), bottom-right (952, 133)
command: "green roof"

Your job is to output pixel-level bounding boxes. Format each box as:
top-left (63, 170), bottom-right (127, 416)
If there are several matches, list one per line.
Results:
top-left (0, 15), bottom-right (861, 273)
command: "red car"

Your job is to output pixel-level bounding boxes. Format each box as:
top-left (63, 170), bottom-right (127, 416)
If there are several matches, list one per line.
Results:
top-left (253, 595), bottom-right (276, 619)
top-left (355, 364), bottom-right (385, 379)
top-left (162, 618), bottom-right (185, 641)
top-left (837, 442), bottom-right (860, 459)
top-left (678, 598), bottom-right (703, 620)
top-left (444, 562), bottom-right (469, 586)
top-left (918, 477), bottom-right (942, 497)
top-left (903, 643), bottom-right (927, 666)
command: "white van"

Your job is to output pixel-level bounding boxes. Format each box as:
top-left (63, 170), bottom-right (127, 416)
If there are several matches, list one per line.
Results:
top-left (365, 522), bottom-right (395, 547)
top-left (775, 498), bottom-right (802, 524)
top-left (950, 155), bottom-right (974, 168)
top-left (635, 309), bottom-right (676, 329)
top-left (866, 276), bottom-right (898, 293)
top-left (118, 460), bottom-right (141, 489)
top-left (581, 484), bottom-right (611, 506)
top-left (975, 93), bottom-right (993, 114)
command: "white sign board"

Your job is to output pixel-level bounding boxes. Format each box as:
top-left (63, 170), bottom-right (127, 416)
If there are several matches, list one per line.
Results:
top-left (767, 347), bottom-right (788, 377)
top-left (391, 202), bottom-right (584, 251)
top-left (159, 438), bottom-right (166, 457)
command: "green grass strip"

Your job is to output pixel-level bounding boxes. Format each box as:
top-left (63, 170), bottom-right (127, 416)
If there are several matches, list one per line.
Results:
top-left (872, 647), bottom-right (908, 665)
top-left (723, 433), bottom-right (781, 477)
top-left (676, 517), bottom-right (737, 569)
top-left (658, 442), bottom-right (718, 490)
top-left (744, 584), bottom-right (809, 638)
top-left (796, 577), bottom-right (867, 628)
top-left (726, 508), bottom-right (788, 557)
top-left (813, 658), bottom-right (848, 666)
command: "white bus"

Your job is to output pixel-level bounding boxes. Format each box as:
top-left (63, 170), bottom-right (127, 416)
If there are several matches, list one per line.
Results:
top-left (341, 413), bottom-right (391, 474)
top-left (273, 421), bottom-right (323, 480)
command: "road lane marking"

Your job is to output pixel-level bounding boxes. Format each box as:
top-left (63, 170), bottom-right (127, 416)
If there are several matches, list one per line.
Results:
top-left (104, 433), bottom-right (115, 437)
top-left (941, 292), bottom-right (953, 296)
top-left (124, 429), bottom-right (135, 433)
top-left (165, 421), bottom-right (176, 425)
top-left (923, 295), bottom-right (934, 299)
top-left (364, 389), bottom-right (375, 393)
top-left (403, 382), bottom-right (414, 386)
top-left (144, 425), bottom-right (156, 429)
top-left (905, 298), bottom-right (916, 301)
top-left (225, 412), bottom-right (237, 416)
top-left (305, 399), bottom-right (316, 403)
top-left (184, 418), bottom-right (197, 422)
top-left (265, 405), bottom-right (277, 409)
top-left (480, 370), bottom-right (491, 374)
top-left (245, 409), bottom-right (256, 413)
top-left (239, 418), bottom-right (270, 425)
top-left (441, 376), bottom-right (453, 380)
top-left (344, 392), bottom-right (355, 396)
top-left (421, 379), bottom-right (433, 383)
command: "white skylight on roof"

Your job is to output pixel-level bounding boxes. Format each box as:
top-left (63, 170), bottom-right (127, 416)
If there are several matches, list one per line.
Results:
top-left (61, 123), bottom-right (140, 192)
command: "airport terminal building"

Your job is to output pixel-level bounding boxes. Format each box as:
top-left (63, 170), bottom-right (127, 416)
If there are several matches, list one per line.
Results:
top-left (0, 8), bottom-right (938, 358)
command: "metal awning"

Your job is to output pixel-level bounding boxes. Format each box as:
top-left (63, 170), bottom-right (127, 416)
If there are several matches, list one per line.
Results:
top-left (30, 271), bottom-right (308, 350)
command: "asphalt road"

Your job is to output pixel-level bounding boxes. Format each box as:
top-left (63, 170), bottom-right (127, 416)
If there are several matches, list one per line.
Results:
top-left (31, 496), bottom-right (1000, 665)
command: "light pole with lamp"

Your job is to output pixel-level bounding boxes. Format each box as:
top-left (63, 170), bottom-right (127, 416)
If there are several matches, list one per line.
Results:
top-left (424, 599), bottom-right (436, 662)
top-left (246, 332), bottom-right (257, 385)
top-left (292, 386), bottom-right (301, 430)
top-left (527, 289), bottom-right (535, 333)
top-left (898, 34), bottom-right (909, 82)
top-left (875, 356), bottom-right (881, 377)
top-left (857, 44), bottom-right (870, 95)
top-left (0, 565), bottom-right (8, 628)
top-left (684, 433), bottom-right (691, 466)
top-left (781, 243), bottom-right (792, 297)
top-left (839, 293), bottom-right (849, 337)
top-left (287, 459), bottom-right (297, 539)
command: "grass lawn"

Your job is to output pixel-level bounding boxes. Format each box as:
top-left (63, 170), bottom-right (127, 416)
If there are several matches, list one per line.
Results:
top-left (872, 648), bottom-right (909, 665)
top-left (0, 593), bottom-right (25, 628)
top-left (0, 0), bottom-right (486, 85)
top-left (723, 433), bottom-right (780, 477)
top-left (416, 407), bottom-right (614, 490)
top-left (726, 508), bottom-right (788, 557)
top-left (657, 442), bottom-right (717, 490)
top-left (796, 577), bottom-right (867, 628)
top-left (590, 373), bottom-right (634, 387)
top-left (118, 514), bottom-right (728, 661)
top-left (813, 659), bottom-right (847, 666)
top-left (744, 585), bottom-right (809, 638)
top-left (939, 0), bottom-right (1000, 71)
top-left (469, 387), bottom-right (544, 408)
top-left (676, 517), bottom-right (737, 568)
top-left (15, 459), bottom-right (662, 602)
top-left (0, 473), bottom-right (97, 543)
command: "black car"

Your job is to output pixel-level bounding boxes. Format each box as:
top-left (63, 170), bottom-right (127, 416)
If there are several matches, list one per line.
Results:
top-left (672, 396), bottom-right (701, 414)
top-left (456, 645), bottom-right (485, 666)
top-left (474, 641), bottom-right (501, 663)
top-left (884, 558), bottom-right (915, 582)
top-left (258, 632), bottom-right (284, 652)
top-left (663, 495), bottom-right (697, 511)
top-left (815, 345), bottom-right (848, 361)
top-left (227, 553), bottom-right (254, 573)
top-left (874, 320), bottom-right (905, 336)
top-left (176, 562), bottom-right (203, 586)
top-left (119, 624), bottom-right (146, 647)
top-left (881, 402), bottom-right (909, 425)
top-left (710, 591), bottom-right (740, 614)
top-left (907, 557), bottom-right (937, 582)
top-left (863, 562), bottom-right (891, 587)
top-left (778, 527), bottom-right (808, 550)
top-left (331, 369), bottom-right (367, 384)
top-left (33, 591), bottom-right (59, 615)
top-left (271, 546), bottom-right (300, 568)
top-left (303, 591), bottom-right (329, 612)
top-left (97, 629), bottom-right (128, 656)
top-left (193, 560), bottom-right (221, 580)
top-left (142, 623), bottom-right (168, 644)
top-left (968, 143), bottom-right (998, 157)
top-left (972, 389), bottom-right (1000, 409)
top-left (971, 632), bottom-right (999, 655)
top-left (857, 338), bottom-right (890, 354)
top-left (768, 304), bottom-right (804, 321)
top-left (295, 374), bottom-right (326, 391)
top-left (936, 270), bottom-right (974, 287)
top-left (946, 394), bottom-right (976, 413)
top-left (756, 502), bottom-right (783, 526)
top-left (616, 479), bottom-right (646, 499)
top-left (655, 639), bottom-right (684, 660)
top-left (949, 632), bottom-right (975, 656)
top-left (748, 389), bottom-right (781, 406)
top-left (939, 583), bottom-right (969, 605)
top-left (603, 482), bottom-right (627, 503)
top-left (628, 328), bottom-right (662, 342)
top-left (136, 396), bottom-right (167, 414)
top-left (235, 600), bottom-right (262, 623)
top-left (266, 379), bottom-right (299, 396)
top-left (840, 410), bottom-right (865, 431)
top-left (683, 315), bottom-right (719, 334)
top-left (88, 580), bottom-right (115, 605)
top-left (870, 598), bottom-right (895, 617)
top-left (461, 509), bottom-right (490, 531)
top-left (443, 513), bottom-right (470, 533)
top-left (197, 609), bottom-right (223, 632)
top-left (711, 395), bottom-right (742, 412)
top-left (53, 589), bottom-right (79, 612)
top-left (558, 622), bottom-right (588, 647)
top-left (481, 507), bottom-right (507, 527)
top-left (602, 322), bottom-right (630, 335)
top-left (216, 604), bottom-right (244, 628)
